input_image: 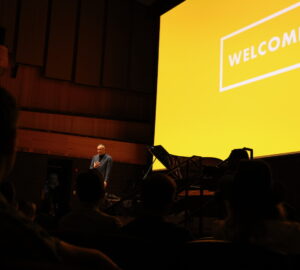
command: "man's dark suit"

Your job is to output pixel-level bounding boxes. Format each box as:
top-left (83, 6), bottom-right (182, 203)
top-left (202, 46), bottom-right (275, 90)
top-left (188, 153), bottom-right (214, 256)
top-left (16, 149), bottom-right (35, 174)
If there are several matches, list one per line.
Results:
top-left (89, 154), bottom-right (113, 181)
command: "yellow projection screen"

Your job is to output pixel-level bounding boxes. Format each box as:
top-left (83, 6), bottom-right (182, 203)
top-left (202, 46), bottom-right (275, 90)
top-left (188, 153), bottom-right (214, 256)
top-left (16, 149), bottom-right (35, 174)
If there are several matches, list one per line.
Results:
top-left (154, 0), bottom-right (300, 167)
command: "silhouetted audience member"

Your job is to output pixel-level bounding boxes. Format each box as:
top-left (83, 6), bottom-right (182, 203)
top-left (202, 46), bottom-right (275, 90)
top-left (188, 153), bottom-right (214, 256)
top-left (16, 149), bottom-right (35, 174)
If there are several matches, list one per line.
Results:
top-left (214, 159), bottom-right (300, 254)
top-left (0, 87), bottom-right (120, 269)
top-left (215, 148), bottom-right (250, 218)
top-left (41, 173), bottom-right (61, 217)
top-left (218, 148), bottom-right (250, 173)
top-left (120, 173), bottom-right (193, 270)
top-left (122, 173), bottom-right (193, 243)
top-left (59, 170), bottom-right (121, 234)
top-left (36, 197), bottom-right (60, 233)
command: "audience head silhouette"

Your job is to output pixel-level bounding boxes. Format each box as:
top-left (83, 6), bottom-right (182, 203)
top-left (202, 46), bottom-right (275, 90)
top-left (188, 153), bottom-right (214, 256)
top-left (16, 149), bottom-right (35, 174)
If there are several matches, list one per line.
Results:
top-left (225, 148), bottom-right (250, 172)
top-left (230, 159), bottom-right (280, 219)
top-left (142, 173), bottom-right (176, 214)
top-left (214, 159), bottom-right (300, 255)
top-left (0, 88), bottom-right (18, 181)
top-left (76, 169), bottom-right (105, 205)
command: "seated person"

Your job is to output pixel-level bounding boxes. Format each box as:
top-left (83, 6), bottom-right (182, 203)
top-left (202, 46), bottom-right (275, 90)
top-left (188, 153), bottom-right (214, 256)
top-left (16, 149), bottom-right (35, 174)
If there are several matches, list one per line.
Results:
top-left (122, 173), bottom-right (193, 243)
top-left (214, 159), bottom-right (300, 254)
top-left (41, 173), bottom-right (61, 218)
top-left (0, 87), bottom-right (120, 269)
top-left (59, 170), bottom-right (122, 234)
top-left (215, 148), bottom-right (250, 219)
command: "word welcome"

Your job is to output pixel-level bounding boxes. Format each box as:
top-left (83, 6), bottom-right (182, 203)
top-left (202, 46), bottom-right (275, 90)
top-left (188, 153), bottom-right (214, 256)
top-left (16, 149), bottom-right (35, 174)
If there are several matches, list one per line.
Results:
top-left (228, 27), bottom-right (300, 67)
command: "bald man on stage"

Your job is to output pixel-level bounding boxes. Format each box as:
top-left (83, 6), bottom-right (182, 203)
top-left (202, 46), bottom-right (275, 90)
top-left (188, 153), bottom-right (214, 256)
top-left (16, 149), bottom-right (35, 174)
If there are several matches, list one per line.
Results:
top-left (90, 144), bottom-right (113, 187)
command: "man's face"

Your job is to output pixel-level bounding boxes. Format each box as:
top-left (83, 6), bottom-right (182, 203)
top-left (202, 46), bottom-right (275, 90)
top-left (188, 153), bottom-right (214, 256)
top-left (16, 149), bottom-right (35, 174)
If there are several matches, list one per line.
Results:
top-left (97, 145), bottom-right (105, 155)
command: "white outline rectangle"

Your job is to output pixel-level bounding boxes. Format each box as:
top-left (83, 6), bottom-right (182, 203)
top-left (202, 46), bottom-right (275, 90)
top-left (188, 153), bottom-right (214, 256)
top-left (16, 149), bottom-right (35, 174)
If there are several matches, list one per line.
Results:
top-left (220, 2), bottom-right (300, 92)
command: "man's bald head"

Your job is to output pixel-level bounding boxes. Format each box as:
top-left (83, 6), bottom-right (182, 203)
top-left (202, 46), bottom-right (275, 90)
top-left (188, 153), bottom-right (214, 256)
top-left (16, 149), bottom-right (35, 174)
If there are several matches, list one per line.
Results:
top-left (97, 144), bottom-right (106, 155)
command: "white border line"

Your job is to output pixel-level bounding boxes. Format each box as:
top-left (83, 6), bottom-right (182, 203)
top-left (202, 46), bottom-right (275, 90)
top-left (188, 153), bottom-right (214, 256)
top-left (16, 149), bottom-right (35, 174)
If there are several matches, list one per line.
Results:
top-left (219, 35), bottom-right (224, 91)
top-left (220, 63), bottom-right (300, 92)
top-left (222, 2), bottom-right (300, 41)
top-left (220, 2), bottom-right (300, 92)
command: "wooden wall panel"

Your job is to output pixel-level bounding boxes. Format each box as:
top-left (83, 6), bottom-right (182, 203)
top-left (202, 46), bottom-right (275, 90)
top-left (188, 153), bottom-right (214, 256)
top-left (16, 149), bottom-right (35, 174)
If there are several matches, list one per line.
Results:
top-left (0, 0), bottom-right (18, 51)
top-left (129, 3), bottom-right (159, 92)
top-left (19, 111), bottom-right (153, 143)
top-left (75, 0), bottom-right (106, 86)
top-left (16, 0), bottom-right (48, 66)
top-left (102, 0), bottom-right (132, 89)
top-left (45, 0), bottom-right (79, 80)
top-left (17, 129), bottom-right (148, 165)
top-left (0, 65), bottom-right (154, 122)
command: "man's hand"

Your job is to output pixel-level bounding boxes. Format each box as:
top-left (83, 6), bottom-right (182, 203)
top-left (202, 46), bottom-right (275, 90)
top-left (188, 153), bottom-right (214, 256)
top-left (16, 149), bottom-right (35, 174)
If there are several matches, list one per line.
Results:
top-left (104, 180), bottom-right (108, 188)
top-left (93, 161), bottom-right (101, 168)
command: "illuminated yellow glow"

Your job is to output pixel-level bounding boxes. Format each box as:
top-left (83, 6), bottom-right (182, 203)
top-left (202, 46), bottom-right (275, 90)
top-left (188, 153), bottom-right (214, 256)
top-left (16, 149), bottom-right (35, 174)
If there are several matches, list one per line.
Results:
top-left (221, 3), bottom-right (300, 91)
top-left (154, 0), bottom-right (300, 168)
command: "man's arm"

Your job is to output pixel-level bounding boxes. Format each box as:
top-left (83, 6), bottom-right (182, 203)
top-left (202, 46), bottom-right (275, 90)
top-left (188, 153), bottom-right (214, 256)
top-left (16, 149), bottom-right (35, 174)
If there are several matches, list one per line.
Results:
top-left (89, 156), bottom-right (94, 169)
top-left (104, 156), bottom-right (113, 182)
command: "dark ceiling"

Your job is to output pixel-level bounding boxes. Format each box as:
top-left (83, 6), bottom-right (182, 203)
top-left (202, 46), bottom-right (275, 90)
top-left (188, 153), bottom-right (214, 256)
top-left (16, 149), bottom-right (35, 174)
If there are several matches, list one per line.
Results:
top-left (135, 0), bottom-right (185, 15)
